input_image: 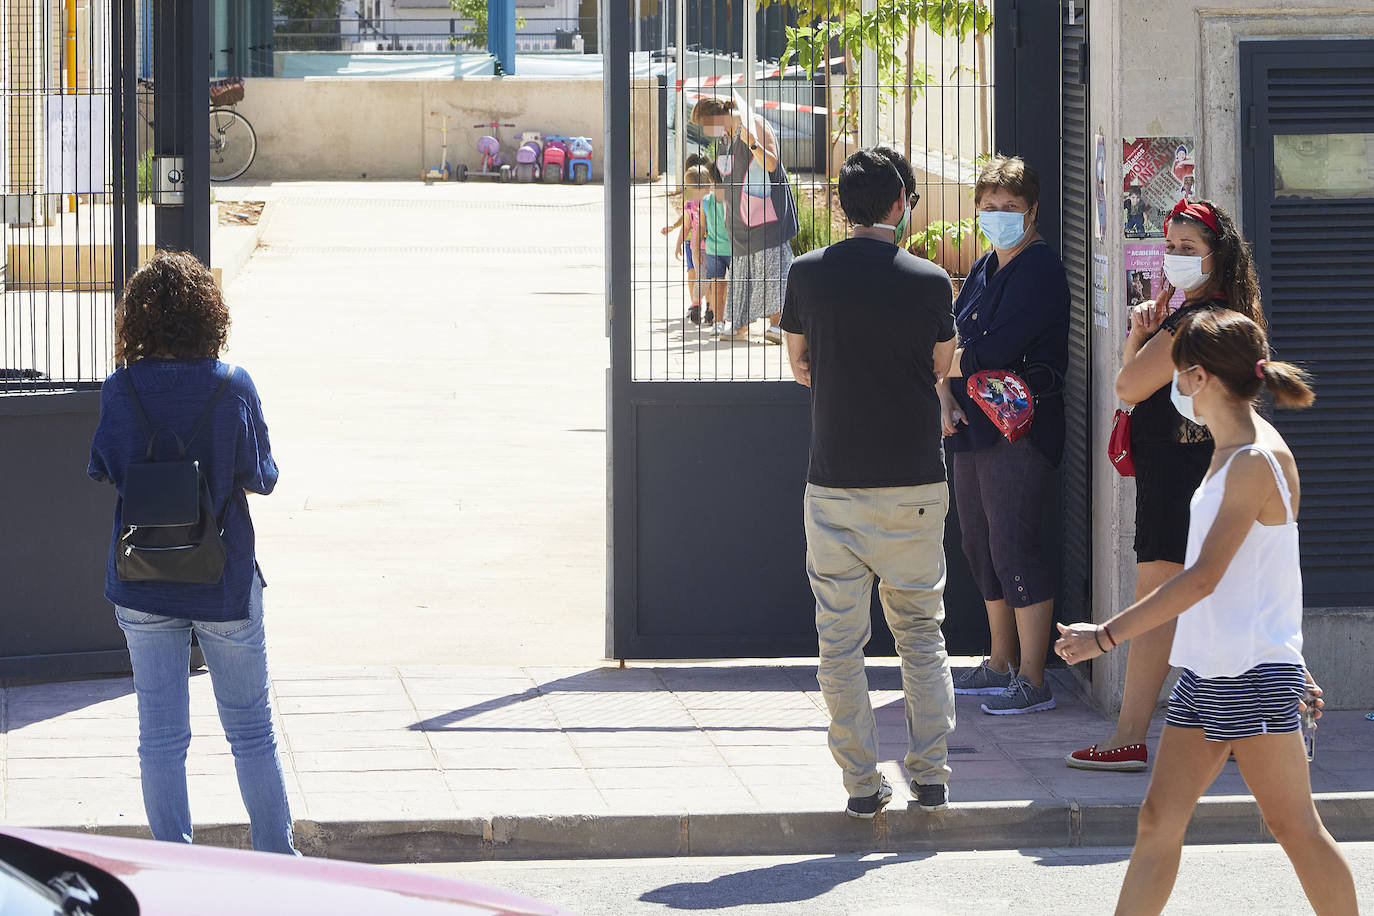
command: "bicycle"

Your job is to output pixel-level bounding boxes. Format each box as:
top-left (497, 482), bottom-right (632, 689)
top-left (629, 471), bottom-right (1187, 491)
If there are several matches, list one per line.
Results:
top-left (135, 78), bottom-right (258, 183)
top-left (208, 78), bottom-right (256, 182)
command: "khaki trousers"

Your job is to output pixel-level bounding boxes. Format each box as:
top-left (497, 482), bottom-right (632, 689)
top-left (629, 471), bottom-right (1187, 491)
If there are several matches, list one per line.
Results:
top-left (804, 482), bottom-right (956, 796)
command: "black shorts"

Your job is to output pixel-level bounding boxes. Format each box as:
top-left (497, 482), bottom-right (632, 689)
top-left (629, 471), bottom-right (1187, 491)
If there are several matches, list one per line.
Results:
top-left (1132, 441), bottom-right (1212, 565)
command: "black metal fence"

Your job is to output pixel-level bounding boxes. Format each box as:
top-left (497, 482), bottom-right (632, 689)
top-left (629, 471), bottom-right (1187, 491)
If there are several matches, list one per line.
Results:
top-left (631, 2), bottom-right (995, 382)
top-left (2, 0), bottom-right (119, 392)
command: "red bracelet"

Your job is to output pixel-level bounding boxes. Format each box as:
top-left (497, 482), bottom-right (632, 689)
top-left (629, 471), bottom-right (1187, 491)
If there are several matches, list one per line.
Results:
top-left (1101, 623), bottom-right (1118, 648)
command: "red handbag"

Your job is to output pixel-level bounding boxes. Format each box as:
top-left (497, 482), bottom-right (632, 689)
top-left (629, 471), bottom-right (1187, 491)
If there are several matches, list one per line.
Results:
top-left (966, 370), bottom-right (1034, 443)
top-left (1109, 408), bottom-right (1134, 477)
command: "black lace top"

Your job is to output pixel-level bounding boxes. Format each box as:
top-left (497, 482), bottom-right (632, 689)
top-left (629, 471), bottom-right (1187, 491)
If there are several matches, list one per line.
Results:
top-left (1129, 299), bottom-right (1229, 447)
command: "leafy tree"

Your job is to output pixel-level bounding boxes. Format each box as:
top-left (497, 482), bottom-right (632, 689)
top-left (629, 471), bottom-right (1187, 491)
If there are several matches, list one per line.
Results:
top-left (781, 0), bottom-right (991, 170)
top-left (275, 0), bottom-right (343, 21)
top-left (450, 0), bottom-right (526, 50)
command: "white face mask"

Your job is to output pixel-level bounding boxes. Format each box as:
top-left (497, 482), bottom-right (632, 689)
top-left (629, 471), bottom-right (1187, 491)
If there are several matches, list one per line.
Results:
top-left (1170, 365), bottom-right (1205, 426)
top-left (705, 126), bottom-right (727, 138)
top-left (1162, 253), bottom-right (1211, 291)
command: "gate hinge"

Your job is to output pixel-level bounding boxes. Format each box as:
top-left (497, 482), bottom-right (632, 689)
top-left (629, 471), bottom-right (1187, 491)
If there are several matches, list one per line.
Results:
top-left (1245, 105), bottom-right (1257, 148)
top-left (1009, 8), bottom-right (1020, 48)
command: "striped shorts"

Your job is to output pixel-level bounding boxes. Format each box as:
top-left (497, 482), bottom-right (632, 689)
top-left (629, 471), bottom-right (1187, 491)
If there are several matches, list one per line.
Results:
top-left (1165, 663), bottom-right (1306, 742)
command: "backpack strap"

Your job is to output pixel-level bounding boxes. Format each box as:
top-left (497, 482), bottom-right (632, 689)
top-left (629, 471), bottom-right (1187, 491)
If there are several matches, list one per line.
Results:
top-left (185, 365), bottom-right (237, 451)
top-left (121, 364), bottom-right (236, 460)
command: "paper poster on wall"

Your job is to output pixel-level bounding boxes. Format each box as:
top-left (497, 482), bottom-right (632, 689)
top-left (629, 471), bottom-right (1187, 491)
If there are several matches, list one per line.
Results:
top-left (1124, 241), bottom-right (1184, 326)
top-left (1092, 254), bottom-right (1109, 328)
top-left (1093, 134), bottom-right (1107, 241)
top-left (1122, 136), bottom-right (1196, 239)
top-left (45, 96), bottom-right (107, 195)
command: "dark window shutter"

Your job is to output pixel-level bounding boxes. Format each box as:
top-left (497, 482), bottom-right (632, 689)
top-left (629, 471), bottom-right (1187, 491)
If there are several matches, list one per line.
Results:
top-left (1242, 42), bottom-right (1374, 606)
top-left (1059, 6), bottom-right (1092, 624)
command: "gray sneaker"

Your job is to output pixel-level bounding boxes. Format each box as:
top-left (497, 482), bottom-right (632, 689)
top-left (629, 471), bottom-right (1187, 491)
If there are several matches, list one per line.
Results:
top-left (953, 661), bottom-right (1016, 696)
top-left (980, 675), bottom-right (1056, 715)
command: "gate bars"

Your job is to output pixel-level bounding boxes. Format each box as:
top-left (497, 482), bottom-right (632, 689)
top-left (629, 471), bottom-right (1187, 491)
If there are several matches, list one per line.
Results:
top-left (624, 0), bottom-right (996, 383)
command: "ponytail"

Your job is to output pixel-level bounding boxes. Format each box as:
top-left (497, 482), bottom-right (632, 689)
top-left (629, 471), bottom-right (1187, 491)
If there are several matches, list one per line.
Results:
top-left (1172, 310), bottom-right (1315, 410)
top-left (1259, 359), bottom-right (1315, 409)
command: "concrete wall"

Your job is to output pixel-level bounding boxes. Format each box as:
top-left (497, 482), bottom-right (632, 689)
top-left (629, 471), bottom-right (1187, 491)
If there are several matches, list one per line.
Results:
top-left (235, 76), bottom-right (606, 181)
top-left (1083, 3), bottom-right (1374, 712)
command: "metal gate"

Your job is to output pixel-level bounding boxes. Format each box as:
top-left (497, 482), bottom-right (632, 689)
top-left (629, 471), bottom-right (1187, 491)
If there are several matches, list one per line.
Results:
top-left (0, 0), bottom-right (208, 676)
top-left (607, 0), bottom-right (1075, 657)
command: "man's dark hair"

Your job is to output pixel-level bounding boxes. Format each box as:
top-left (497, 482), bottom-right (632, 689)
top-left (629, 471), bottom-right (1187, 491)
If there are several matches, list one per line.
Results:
top-left (872, 145), bottom-right (917, 203)
top-left (838, 148), bottom-right (907, 227)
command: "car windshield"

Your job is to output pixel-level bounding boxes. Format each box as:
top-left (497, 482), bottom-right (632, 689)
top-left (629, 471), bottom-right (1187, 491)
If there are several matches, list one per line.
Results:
top-left (0, 859), bottom-right (64, 916)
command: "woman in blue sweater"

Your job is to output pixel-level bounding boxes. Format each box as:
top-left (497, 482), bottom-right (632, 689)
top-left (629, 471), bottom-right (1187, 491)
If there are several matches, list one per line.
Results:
top-left (939, 155), bottom-right (1070, 715)
top-left (88, 251), bottom-right (296, 854)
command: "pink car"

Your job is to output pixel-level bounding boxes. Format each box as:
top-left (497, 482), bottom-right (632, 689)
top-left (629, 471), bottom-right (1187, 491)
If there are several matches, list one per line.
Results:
top-left (0, 827), bottom-right (573, 915)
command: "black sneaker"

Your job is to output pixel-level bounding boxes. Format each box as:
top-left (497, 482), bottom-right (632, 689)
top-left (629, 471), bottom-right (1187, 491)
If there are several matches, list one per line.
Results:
top-left (911, 782), bottom-right (949, 811)
top-left (845, 776), bottom-right (893, 819)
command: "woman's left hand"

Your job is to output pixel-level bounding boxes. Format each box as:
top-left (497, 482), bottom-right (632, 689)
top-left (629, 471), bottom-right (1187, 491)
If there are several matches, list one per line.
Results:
top-left (1055, 622), bottom-right (1105, 665)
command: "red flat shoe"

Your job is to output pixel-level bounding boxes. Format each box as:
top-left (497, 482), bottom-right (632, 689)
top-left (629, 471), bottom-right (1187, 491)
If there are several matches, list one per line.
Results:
top-left (1065, 743), bottom-right (1148, 771)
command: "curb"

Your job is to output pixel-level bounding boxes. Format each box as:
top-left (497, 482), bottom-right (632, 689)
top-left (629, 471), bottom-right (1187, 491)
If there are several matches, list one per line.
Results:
top-left (35, 792), bottom-right (1374, 864)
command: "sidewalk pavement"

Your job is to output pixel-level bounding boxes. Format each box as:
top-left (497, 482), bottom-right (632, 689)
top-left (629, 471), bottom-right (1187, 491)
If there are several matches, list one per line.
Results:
top-left (6, 661), bottom-right (1371, 863)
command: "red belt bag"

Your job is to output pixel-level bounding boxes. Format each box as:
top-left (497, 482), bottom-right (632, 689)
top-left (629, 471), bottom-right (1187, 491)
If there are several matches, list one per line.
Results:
top-left (1109, 408), bottom-right (1135, 477)
top-left (966, 370), bottom-right (1034, 443)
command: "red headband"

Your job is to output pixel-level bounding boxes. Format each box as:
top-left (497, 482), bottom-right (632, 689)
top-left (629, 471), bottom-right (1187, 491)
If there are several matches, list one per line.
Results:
top-left (1168, 199), bottom-right (1220, 235)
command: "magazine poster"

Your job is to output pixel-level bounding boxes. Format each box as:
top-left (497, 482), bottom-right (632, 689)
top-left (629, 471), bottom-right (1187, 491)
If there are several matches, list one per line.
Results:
top-left (1124, 241), bottom-right (1184, 326)
top-left (1122, 136), bottom-right (1196, 239)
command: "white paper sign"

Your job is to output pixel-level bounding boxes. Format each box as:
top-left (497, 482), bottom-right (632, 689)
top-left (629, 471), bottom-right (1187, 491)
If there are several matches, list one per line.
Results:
top-left (1093, 254), bottom-right (1110, 329)
top-left (45, 95), bottom-right (106, 194)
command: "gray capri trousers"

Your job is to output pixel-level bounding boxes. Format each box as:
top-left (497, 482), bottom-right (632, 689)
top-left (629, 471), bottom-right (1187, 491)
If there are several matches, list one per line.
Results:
top-left (951, 436), bottom-right (1057, 608)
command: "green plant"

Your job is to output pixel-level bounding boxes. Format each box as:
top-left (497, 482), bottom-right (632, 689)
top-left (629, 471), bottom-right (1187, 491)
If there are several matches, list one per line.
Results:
top-left (790, 182), bottom-right (839, 256)
top-left (907, 216), bottom-right (978, 260)
top-left (137, 149), bottom-right (154, 203)
top-left (781, 1), bottom-right (992, 168)
top-left (449, 0), bottom-right (526, 51)
top-left (274, 0), bottom-right (342, 21)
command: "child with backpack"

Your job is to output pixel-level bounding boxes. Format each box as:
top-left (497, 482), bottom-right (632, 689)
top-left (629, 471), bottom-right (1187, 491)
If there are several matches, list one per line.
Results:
top-left (88, 251), bottom-right (297, 855)
top-left (1055, 310), bottom-right (1356, 915)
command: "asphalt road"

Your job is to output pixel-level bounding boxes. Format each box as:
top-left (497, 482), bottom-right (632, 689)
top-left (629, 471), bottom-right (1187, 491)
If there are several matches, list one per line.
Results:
top-left (401, 842), bottom-right (1374, 915)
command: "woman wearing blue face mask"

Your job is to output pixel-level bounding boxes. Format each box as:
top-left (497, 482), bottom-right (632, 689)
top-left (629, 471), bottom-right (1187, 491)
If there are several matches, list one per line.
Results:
top-left (1067, 198), bottom-right (1267, 773)
top-left (938, 155), bottom-right (1071, 715)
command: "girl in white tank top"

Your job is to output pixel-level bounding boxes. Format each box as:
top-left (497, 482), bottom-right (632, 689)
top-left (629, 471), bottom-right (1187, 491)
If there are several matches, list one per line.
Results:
top-left (1054, 311), bottom-right (1356, 914)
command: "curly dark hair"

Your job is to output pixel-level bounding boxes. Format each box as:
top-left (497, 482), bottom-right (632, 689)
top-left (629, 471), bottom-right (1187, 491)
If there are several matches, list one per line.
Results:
top-left (1166, 199), bottom-right (1265, 330)
top-left (114, 251), bottom-right (229, 365)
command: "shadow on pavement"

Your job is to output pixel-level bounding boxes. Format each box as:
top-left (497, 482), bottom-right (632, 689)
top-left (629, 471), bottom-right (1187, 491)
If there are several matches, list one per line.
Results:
top-left (638, 853), bottom-right (926, 909)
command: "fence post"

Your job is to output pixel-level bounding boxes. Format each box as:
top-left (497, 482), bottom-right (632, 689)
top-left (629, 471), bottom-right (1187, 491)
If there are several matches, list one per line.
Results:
top-left (858, 0), bottom-right (877, 149)
top-left (488, 0), bottom-right (515, 74)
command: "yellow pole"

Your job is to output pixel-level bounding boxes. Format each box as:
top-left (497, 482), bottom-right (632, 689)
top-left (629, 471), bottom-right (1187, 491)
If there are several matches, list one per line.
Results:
top-left (66, 0), bottom-right (78, 211)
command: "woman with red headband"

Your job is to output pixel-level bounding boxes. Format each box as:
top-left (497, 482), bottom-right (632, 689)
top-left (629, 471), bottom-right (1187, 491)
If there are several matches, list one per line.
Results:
top-left (1067, 198), bottom-right (1266, 772)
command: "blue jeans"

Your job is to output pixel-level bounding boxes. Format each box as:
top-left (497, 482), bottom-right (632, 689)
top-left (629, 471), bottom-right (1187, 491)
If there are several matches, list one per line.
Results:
top-left (116, 576), bottom-right (297, 854)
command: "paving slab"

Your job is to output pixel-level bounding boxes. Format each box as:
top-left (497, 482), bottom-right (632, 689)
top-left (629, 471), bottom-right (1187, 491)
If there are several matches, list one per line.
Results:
top-left (5, 661), bottom-right (1373, 863)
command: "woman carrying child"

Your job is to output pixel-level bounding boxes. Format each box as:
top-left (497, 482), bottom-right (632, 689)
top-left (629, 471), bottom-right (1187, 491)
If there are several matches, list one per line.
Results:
top-left (1055, 310), bottom-right (1357, 915)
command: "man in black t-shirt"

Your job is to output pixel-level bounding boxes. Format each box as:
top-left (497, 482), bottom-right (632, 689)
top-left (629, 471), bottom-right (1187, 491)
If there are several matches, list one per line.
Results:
top-left (779, 147), bottom-right (958, 819)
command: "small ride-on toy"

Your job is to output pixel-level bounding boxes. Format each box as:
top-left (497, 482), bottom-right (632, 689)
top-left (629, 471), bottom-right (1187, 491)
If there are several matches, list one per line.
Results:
top-left (423, 111), bottom-right (455, 182)
top-left (542, 136), bottom-right (570, 183)
top-left (567, 136), bottom-right (593, 184)
top-left (515, 132), bottom-right (543, 182)
top-left (456, 121), bottom-right (516, 182)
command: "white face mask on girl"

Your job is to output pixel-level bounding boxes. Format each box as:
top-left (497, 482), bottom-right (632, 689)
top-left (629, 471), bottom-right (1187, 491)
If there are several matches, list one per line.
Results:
top-left (1162, 253), bottom-right (1211, 291)
top-left (1170, 365), bottom-right (1205, 426)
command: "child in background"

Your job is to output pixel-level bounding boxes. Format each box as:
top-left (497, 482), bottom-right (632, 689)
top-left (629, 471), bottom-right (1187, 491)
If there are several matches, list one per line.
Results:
top-left (1055, 311), bottom-right (1356, 916)
top-left (699, 161), bottom-right (731, 329)
top-left (661, 156), bottom-right (713, 325)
